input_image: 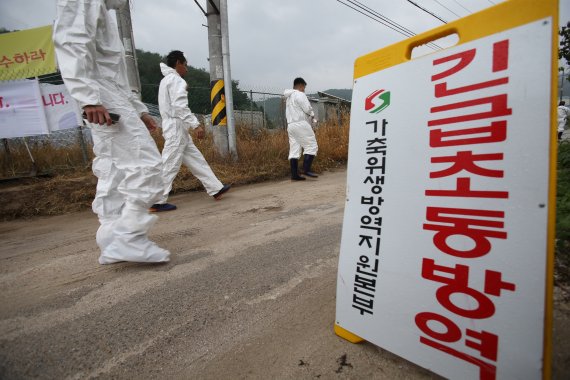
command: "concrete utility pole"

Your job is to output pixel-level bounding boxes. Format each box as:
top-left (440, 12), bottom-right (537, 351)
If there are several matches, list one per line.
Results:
top-left (206, 0), bottom-right (237, 159)
top-left (220, 0), bottom-right (237, 160)
top-left (115, 1), bottom-right (142, 96)
top-left (207, 0), bottom-right (229, 157)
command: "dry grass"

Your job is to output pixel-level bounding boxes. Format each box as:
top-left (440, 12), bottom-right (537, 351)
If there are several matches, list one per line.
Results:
top-left (0, 116), bottom-right (349, 220)
top-left (168, 115), bottom-right (350, 194)
top-left (1, 135), bottom-right (91, 177)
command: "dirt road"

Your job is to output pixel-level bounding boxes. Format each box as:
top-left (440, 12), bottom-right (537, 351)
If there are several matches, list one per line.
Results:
top-left (0, 170), bottom-right (568, 379)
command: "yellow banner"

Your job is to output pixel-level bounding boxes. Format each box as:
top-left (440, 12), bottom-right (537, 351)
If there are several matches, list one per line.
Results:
top-left (0, 25), bottom-right (57, 81)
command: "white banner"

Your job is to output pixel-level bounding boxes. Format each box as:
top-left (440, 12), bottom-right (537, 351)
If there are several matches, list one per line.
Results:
top-left (0, 79), bottom-right (49, 138)
top-left (336, 18), bottom-right (552, 380)
top-left (40, 83), bottom-right (82, 132)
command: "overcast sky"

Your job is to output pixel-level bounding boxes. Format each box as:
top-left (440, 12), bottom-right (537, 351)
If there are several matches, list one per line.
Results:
top-left (1, 0), bottom-right (569, 92)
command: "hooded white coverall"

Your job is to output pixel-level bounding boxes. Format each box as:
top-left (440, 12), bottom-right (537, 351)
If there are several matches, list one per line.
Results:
top-left (558, 105), bottom-right (570, 133)
top-left (283, 89), bottom-right (318, 160)
top-left (157, 63), bottom-right (223, 202)
top-left (54, 0), bottom-right (170, 264)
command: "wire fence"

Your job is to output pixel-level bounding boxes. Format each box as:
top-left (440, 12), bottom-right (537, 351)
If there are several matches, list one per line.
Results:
top-left (0, 82), bottom-right (348, 179)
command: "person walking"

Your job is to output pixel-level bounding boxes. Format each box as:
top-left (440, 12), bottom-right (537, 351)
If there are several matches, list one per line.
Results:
top-left (150, 50), bottom-right (230, 212)
top-left (557, 100), bottom-right (570, 141)
top-left (53, 0), bottom-right (170, 264)
top-left (283, 77), bottom-right (319, 181)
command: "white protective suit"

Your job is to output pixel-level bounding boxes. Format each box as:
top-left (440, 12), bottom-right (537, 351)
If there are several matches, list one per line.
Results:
top-left (54, 0), bottom-right (170, 264)
top-left (157, 63), bottom-right (223, 201)
top-left (558, 105), bottom-right (570, 133)
top-left (283, 89), bottom-right (318, 160)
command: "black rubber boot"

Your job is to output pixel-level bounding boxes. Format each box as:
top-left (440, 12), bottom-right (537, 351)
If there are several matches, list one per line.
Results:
top-left (302, 155), bottom-right (318, 178)
top-left (290, 159), bottom-right (306, 181)
top-left (213, 184), bottom-right (231, 200)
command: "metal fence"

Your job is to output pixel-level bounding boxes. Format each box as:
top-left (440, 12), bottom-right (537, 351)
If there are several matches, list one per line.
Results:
top-left (0, 83), bottom-right (349, 179)
top-left (1, 127), bottom-right (92, 179)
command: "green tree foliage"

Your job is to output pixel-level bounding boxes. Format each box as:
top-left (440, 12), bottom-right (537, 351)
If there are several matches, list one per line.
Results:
top-left (137, 50), bottom-right (163, 104)
top-left (557, 143), bottom-right (570, 282)
top-left (137, 49), bottom-right (258, 115)
top-left (559, 21), bottom-right (570, 80)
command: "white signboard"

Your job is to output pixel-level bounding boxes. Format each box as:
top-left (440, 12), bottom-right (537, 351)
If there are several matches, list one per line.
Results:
top-left (40, 83), bottom-right (82, 132)
top-left (0, 79), bottom-right (49, 138)
top-left (336, 17), bottom-right (553, 380)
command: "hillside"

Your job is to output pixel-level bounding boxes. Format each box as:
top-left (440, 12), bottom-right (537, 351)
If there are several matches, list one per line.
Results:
top-left (137, 49), bottom-right (258, 115)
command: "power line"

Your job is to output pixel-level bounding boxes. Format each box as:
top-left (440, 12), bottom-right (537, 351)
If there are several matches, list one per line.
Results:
top-left (336, 0), bottom-right (442, 50)
top-left (336, 0), bottom-right (413, 38)
top-left (350, 0), bottom-right (417, 37)
top-left (451, 0), bottom-right (472, 14)
top-left (349, 0), bottom-right (443, 49)
top-left (432, 0), bottom-right (462, 18)
top-left (405, 0), bottom-right (448, 23)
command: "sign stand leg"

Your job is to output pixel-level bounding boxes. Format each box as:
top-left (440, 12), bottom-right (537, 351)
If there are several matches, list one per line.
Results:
top-left (334, 325), bottom-right (364, 344)
top-left (22, 137), bottom-right (37, 176)
top-left (76, 125), bottom-right (89, 167)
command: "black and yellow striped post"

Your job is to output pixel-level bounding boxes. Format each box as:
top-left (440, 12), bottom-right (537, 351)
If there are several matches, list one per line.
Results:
top-left (210, 79), bottom-right (227, 126)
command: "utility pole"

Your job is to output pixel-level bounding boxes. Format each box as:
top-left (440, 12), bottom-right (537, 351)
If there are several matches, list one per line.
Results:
top-left (207, 0), bottom-right (229, 157)
top-left (115, 0), bottom-right (142, 97)
top-left (220, 0), bottom-right (237, 159)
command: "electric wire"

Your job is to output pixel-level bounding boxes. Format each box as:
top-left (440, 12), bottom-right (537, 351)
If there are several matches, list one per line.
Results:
top-left (336, 0), bottom-right (442, 50)
top-left (349, 0), bottom-right (446, 50)
top-left (350, 0), bottom-right (417, 37)
top-left (336, 0), bottom-right (413, 38)
top-left (451, 0), bottom-right (472, 14)
top-left (431, 0), bottom-right (462, 18)
top-left (346, 0), bottom-right (443, 49)
top-left (405, 0), bottom-right (448, 24)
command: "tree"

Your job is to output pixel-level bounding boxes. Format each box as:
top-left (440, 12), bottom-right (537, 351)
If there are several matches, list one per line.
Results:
top-left (560, 21), bottom-right (570, 80)
top-left (136, 49), bottom-right (260, 115)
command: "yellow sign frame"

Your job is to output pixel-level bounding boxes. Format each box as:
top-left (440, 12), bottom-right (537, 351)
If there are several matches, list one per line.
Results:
top-left (337, 1), bottom-right (559, 378)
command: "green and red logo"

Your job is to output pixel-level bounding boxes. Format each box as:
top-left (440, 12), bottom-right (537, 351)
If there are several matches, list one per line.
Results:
top-left (365, 89), bottom-right (390, 114)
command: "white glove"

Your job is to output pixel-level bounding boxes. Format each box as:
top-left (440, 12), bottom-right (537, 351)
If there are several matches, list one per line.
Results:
top-left (312, 117), bottom-right (318, 125)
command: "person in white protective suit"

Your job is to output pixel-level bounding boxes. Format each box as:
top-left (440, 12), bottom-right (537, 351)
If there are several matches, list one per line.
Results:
top-left (557, 100), bottom-right (570, 141)
top-left (150, 50), bottom-right (231, 212)
top-left (53, 0), bottom-right (170, 264)
top-left (283, 77), bottom-right (319, 181)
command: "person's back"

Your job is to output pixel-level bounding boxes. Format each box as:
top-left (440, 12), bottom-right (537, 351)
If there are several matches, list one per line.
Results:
top-left (284, 89), bottom-right (312, 125)
top-left (158, 62), bottom-right (191, 127)
top-left (283, 77), bottom-right (319, 180)
top-left (557, 101), bottom-right (570, 140)
top-left (558, 105), bottom-right (569, 120)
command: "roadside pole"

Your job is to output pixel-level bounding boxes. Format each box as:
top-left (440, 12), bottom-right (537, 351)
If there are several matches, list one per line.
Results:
top-left (220, 0), bottom-right (238, 160)
top-left (207, 0), bottom-right (230, 156)
top-left (115, 1), bottom-right (142, 96)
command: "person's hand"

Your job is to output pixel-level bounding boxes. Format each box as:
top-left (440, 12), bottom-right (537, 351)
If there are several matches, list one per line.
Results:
top-left (195, 125), bottom-right (206, 140)
top-left (141, 113), bottom-right (158, 132)
top-left (83, 105), bottom-right (112, 126)
top-left (312, 117), bottom-right (318, 125)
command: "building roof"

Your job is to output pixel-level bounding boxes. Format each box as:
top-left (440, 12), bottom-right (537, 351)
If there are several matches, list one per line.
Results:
top-left (317, 91), bottom-right (351, 104)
